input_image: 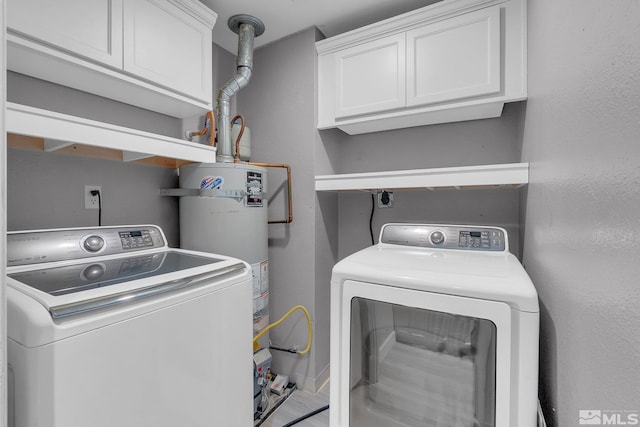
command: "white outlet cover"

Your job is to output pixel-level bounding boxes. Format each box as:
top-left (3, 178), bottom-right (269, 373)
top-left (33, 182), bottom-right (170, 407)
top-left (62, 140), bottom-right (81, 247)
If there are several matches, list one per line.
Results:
top-left (84, 185), bottom-right (101, 209)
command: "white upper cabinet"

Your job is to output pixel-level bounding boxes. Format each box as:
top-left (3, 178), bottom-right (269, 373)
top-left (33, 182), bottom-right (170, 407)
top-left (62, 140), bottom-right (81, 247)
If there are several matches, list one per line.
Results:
top-left (8, 0), bottom-right (124, 69)
top-left (406, 6), bottom-right (501, 107)
top-left (7, 0), bottom-right (217, 118)
top-left (335, 33), bottom-right (406, 118)
top-left (123, 0), bottom-right (212, 103)
top-left (317, 0), bottom-right (526, 135)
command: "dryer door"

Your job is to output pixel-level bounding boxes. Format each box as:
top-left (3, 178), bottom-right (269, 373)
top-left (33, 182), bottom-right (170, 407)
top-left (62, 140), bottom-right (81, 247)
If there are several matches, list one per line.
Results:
top-left (332, 280), bottom-right (512, 427)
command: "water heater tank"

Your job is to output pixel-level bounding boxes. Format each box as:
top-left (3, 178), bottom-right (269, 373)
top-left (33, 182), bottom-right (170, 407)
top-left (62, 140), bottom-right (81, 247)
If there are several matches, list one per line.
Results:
top-left (179, 162), bottom-right (269, 334)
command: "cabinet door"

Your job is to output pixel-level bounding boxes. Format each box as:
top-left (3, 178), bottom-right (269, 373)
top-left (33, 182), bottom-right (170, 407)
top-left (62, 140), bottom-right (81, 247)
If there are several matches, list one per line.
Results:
top-left (7, 0), bottom-right (123, 68)
top-left (407, 6), bottom-right (501, 107)
top-left (123, 0), bottom-right (212, 103)
top-left (334, 34), bottom-right (406, 119)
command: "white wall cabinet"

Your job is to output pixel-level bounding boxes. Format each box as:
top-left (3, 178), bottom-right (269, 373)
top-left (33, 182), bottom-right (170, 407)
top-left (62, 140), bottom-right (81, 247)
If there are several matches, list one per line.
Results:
top-left (334, 33), bottom-right (406, 118)
top-left (406, 6), bottom-right (501, 107)
top-left (317, 0), bottom-right (526, 134)
top-left (8, 0), bottom-right (124, 69)
top-left (122, 0), bottom-right (212, 103)
top-left (7, 0), bottom-right (216, 118)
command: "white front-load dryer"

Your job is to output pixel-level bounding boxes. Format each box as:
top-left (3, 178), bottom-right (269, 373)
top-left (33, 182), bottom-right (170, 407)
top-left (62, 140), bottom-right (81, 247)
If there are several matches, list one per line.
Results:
top-left (330, 223), bottom-right (539, 427)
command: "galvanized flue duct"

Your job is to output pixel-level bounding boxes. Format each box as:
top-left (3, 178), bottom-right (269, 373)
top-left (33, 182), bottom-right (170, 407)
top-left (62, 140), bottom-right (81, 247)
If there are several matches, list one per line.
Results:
top-left (216, 14), bottom-right (265, 163)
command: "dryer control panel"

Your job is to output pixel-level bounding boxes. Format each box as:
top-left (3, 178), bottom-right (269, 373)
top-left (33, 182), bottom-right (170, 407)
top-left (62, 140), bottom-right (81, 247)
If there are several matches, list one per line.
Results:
top-left (380, 224), bottom-right (507, 252)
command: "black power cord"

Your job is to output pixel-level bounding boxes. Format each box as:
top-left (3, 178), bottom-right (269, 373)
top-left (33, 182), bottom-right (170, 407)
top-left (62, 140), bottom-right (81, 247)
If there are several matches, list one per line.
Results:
top-left (90, 189), bottom-right (102, 226)
top-left (281, 404), bottom-right (329, 427)
top-left (269, 345), bottom-right (298, 354)
top-left (369, 193), bottom-right (375, 245)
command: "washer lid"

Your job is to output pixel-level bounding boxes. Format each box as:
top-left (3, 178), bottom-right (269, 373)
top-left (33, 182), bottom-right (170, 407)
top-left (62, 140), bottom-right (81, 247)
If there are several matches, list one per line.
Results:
top-left (331, 244), bottom-right (539, 313)
top-left (7, 248), bottom-right (249, 320)
top-left (7, 248), bottom-right (251, 347)
top-left (8, 251), bottom-right (222, 297)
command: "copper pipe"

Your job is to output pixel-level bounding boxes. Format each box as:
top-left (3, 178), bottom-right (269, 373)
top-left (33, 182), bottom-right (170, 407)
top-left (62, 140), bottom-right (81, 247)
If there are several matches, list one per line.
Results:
top-left (248, 162), bottom-right (293, 224)
top-left (187, 111), bottom-right (216, 146)
top-left (231, 114), bottom-right (245, 160)
top-left (230, 116), bottom-right (291, 224)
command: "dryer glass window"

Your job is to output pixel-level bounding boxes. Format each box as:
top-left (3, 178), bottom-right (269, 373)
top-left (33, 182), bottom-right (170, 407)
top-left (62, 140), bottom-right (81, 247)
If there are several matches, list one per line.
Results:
top-left (349, 298), bottom-right (497, 427)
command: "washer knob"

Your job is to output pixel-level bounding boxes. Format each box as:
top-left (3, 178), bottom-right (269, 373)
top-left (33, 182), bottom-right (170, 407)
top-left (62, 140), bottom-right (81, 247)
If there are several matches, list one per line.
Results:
top-left (430, 231), bottom-right (445, 245)
top-left (82, 264), bottom-right (105, 280)
top-left (84, 235), bottom-right (105, 252)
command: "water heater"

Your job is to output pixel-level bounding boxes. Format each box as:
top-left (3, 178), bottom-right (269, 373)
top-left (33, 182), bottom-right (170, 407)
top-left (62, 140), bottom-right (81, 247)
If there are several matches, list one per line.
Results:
top-left (179, 162), bottom-right (269, 333)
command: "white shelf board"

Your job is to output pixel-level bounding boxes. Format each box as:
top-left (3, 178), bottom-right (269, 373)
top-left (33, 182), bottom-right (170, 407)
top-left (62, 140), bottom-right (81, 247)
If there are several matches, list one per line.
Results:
top-left (6, 102), bottom-right (216, 163)
top-left (315, 163), bottom-right (529, 191)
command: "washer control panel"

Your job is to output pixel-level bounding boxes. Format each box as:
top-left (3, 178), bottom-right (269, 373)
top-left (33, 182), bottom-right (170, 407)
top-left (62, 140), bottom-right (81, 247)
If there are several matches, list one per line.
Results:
top-left (118, 230), bottom-right (156, 250)
top-left (7, 225), bottom-right (167, 267)
top-left (380, 224), bottom-right (507, 252)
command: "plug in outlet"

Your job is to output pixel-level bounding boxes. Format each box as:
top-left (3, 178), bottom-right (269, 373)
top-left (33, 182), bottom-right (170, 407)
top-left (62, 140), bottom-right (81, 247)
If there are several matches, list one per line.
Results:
top-left (84, 185), bottom-right (102, 209)
top-left (377, 190), bottom-right (394, 208)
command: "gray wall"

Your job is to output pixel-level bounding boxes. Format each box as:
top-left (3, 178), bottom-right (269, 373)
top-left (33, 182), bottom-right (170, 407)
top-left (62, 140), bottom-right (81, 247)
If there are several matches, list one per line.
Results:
top-left (332, 102), bottom-right (525, 259)
top-left (237, 27), bottom-right (337, 392)
top-left (7, 148), bottom-right (180, 245)
top-left (6, 72), bottom-right (182, 245)
top-left (521, 1), bottom-right (640, 426)
top-left (7, 72), bottom-right (182, 138)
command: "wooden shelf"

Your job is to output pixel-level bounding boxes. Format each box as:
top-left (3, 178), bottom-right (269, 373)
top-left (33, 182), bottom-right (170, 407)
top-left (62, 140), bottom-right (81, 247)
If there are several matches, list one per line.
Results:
top-left (315, 163), bottom-right (529, 191)
top-left (6, 103), bottom-right (216, 167)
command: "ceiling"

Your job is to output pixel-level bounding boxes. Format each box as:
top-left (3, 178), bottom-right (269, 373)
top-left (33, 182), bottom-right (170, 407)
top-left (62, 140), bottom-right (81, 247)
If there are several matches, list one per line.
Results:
top-left (199, 0), bottom-right (440, 53)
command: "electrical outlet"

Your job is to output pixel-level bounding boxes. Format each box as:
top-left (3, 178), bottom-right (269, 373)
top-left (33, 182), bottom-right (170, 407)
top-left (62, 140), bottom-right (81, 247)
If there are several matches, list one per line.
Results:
top-left (377, 190), bottom-right (394, 208)
top-left (84, 185), bottom-right (102, 209)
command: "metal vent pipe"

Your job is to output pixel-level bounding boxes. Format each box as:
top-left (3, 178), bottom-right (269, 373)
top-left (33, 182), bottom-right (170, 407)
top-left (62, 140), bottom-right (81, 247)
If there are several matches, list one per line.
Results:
top-left (216, 15), bottom-right (265, 163)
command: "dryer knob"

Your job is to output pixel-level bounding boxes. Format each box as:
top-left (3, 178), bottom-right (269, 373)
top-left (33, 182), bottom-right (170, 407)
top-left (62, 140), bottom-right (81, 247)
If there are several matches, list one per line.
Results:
top-left (84, 235), bottom-right (105, 252)
top-left (430, 231), bottom-right (445, 245)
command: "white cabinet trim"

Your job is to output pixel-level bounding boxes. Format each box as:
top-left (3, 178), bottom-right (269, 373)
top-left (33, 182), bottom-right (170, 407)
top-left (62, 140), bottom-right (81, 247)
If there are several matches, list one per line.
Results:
top-left (320, 99), bottom-right (506, 135)
top-left (6, 103), bottom-right (217, 163)
top-left (315, 163), bottom-right (528, 191)
top-left (165, 0), bottom-right (217, 28)
top-left (316, 0), bottom-right (505, 54)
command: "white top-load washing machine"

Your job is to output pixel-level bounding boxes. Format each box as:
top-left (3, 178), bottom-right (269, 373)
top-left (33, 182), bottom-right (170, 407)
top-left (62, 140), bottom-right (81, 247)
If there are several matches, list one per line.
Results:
top-left (6, 225), bottom-right (253, 427)
top-left (330, 223), bottom-right (539, 427)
